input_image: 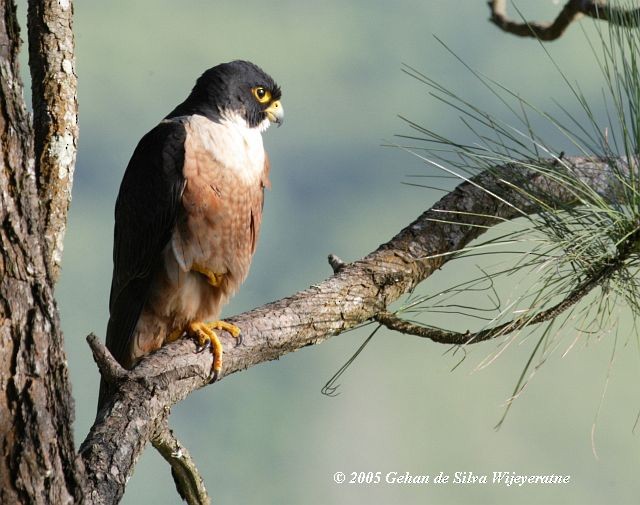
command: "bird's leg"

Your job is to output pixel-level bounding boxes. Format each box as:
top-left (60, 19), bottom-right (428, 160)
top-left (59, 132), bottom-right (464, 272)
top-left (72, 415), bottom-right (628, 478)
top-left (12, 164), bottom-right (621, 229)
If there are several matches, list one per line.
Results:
top-left (187, 264), bottom-right (242, 380)
top-left (187, 320), bottom-right (242, 382)
top-left (191, 263), bottom-right (223, 287)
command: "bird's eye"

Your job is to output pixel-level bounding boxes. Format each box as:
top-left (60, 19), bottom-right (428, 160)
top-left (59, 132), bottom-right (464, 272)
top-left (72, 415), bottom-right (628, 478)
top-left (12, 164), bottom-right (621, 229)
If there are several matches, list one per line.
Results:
top-left (252, 86), bottom-right (271, 104)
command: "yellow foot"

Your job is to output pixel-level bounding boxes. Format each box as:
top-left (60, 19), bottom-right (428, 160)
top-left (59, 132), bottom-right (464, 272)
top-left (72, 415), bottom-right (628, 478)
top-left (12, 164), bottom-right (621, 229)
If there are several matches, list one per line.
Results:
top-left (191, 263), bottom-right (224, 287)
top-left (187, 320), bottom-right (242, 382)
top-left (208, 320), bottom-right (242, 340)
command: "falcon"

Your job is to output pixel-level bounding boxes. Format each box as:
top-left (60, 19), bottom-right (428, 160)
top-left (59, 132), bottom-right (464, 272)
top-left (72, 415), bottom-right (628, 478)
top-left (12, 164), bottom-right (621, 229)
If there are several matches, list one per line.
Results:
top-left (98, 60), bottom-right (283, 410)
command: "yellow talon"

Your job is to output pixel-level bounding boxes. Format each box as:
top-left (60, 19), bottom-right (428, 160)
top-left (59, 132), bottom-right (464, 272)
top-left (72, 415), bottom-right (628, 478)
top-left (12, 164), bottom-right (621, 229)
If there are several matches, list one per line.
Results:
top-left (207, 320), bottom-right (242, 340)
top-left (187, 320), bottom-right (242, 382)
top-left (191, 263), bottom-right (224, 287)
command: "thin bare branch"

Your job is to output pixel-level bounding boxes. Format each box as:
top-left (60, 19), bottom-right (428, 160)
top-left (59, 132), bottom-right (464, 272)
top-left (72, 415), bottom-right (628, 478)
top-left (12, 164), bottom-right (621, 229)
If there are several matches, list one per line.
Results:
top-left (488, 0), bottom-right (640, 41)
top-left (152, 420), bottom-right (210, 505)
top-left (376, 224), bottom-right (640, 344)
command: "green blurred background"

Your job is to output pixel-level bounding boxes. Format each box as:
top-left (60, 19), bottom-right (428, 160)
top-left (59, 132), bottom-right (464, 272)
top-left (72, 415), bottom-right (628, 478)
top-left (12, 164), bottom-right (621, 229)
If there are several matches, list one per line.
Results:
top-left (16, 1), bottom-right (640, 503)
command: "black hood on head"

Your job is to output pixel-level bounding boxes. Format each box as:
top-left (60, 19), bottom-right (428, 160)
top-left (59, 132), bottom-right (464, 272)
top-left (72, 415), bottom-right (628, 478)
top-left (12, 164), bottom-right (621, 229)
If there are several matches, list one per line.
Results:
top-left (167, 60), bottom-right (281, 128)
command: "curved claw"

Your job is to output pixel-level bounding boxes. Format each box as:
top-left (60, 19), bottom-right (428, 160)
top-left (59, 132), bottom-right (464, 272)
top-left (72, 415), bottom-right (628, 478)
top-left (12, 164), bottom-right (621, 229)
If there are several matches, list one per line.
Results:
top-left (208, 320), bottom-right (242, 347)
top-left (195, 338), bottom-right (212, 354)
top-left (188, 322), bottom-right (222, 381)
top-left (187, 320), bottom-right (241, 382)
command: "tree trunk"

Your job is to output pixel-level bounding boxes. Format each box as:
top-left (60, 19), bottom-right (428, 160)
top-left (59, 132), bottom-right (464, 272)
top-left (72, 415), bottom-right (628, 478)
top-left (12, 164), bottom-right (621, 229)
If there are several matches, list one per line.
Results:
top-left (0, 1), bottom-right (83, 503)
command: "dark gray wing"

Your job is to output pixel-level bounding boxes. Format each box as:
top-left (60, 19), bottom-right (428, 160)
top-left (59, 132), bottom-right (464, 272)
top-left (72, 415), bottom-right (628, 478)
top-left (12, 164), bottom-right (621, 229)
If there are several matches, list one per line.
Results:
top-left (98, 120), bottom-right (186, 411)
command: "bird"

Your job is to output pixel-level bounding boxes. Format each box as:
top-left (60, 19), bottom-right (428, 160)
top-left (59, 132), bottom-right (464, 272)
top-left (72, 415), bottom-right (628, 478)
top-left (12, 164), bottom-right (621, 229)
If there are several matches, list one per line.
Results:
top-left (98, 60), bottom-right (283, 410)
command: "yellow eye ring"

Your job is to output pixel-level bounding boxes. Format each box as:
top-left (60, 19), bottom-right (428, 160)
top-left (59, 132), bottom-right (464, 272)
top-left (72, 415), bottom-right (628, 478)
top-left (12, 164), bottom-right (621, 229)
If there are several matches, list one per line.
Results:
top-left (252, 86), bottom-right (271, 104)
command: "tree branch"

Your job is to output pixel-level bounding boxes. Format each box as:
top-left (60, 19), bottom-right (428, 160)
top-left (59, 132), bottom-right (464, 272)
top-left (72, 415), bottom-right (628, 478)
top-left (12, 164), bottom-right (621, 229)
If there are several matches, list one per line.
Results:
top-left (488, 0), bottom-right (640, 41)
top-left (79, 156), bottom-right (626, 503)
top-left (27, 0), bottom-right (78, 281)
top-left (375, 223), bottom-right (640, 344)
top-left (152, 420), bottom-right (211, 505)
top-left (87, 333), bottom-right (128, 383)
top-left (328, 253), bottom-right (347, 273)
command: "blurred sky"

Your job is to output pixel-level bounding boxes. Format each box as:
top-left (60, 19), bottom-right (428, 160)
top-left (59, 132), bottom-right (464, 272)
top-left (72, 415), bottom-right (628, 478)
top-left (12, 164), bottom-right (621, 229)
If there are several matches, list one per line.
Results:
top-left (15, 1), bottom-right (640, 504)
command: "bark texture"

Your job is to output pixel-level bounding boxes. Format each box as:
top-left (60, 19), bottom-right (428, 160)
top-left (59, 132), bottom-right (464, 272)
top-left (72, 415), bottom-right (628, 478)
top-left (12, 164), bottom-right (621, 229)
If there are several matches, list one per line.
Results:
top-left (27, 0), bottom-right (78, 280)
top-left (0, 1), bottom-right (82, 504)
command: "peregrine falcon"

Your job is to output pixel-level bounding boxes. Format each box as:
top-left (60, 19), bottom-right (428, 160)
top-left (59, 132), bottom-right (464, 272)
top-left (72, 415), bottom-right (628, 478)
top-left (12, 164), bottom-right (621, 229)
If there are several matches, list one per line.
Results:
top-left (98, 60), bottom-right (283, 410)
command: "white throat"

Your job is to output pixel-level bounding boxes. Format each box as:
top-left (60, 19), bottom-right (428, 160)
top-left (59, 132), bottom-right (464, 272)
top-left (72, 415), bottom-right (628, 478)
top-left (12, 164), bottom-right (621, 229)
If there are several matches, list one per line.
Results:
top-left (219, 109), bottom-right (271, 132)
top-left (187, 112), bottom-right (266, 182)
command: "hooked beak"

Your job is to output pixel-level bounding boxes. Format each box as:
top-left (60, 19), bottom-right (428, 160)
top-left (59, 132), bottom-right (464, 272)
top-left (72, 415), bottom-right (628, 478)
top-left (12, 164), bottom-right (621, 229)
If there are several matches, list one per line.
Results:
top-left (265, 100), bottom-right (284, 127)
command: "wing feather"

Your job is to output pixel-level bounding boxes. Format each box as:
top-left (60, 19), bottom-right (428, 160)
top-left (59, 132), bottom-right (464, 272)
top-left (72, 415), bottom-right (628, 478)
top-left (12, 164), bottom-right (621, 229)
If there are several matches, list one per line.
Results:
top-left (98, 120), bottom-right (186, 410)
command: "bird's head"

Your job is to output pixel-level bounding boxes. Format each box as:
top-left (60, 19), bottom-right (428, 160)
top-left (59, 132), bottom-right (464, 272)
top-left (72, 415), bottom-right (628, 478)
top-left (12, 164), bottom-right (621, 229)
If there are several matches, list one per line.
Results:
top-left (174, 60), bottom-right (283, 130)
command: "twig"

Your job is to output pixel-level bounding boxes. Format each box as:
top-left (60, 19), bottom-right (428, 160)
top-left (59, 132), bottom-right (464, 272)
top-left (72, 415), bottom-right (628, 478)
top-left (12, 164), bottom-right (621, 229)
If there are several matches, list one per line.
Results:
top-left (328, 253), bottom-right (347, 273)
top-left (376, 226), bottom-right (639, 344)
top-left (152, 420), bottom-right (210, 505)
top-left (86, 333), bottom-right (127, 384)
top-left (488, 0), bottom-right (640, 41)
